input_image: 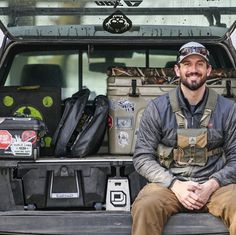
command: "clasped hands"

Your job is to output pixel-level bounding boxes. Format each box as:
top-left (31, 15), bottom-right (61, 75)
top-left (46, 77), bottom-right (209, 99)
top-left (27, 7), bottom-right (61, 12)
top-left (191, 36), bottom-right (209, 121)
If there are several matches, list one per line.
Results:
top-left (170, 179), bottom-right (220, 210)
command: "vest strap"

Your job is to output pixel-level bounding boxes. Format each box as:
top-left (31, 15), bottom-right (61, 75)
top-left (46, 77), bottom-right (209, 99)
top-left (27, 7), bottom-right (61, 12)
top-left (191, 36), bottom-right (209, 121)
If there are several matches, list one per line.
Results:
top-left (168, 87), bottom-right (218, 128)
top-left (200, 89), bottom-right (218, 127)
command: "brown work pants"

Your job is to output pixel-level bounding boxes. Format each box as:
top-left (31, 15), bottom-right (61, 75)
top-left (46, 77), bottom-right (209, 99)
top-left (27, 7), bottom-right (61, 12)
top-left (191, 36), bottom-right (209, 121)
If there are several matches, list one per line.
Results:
top-left (131, 183), bottom-right (236, 235)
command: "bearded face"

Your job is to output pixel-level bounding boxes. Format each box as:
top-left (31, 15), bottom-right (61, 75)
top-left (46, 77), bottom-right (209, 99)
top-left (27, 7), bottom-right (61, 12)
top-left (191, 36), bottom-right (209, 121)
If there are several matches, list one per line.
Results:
top-left (180, 71), bottom-right (208, 90)
top-left (174, 55), bottom-right (212, 91)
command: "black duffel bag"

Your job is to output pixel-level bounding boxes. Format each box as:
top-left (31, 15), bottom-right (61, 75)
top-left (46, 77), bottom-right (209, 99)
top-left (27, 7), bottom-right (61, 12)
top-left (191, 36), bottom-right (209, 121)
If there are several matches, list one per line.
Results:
top-left (53, 89), bottom-right (108, 157)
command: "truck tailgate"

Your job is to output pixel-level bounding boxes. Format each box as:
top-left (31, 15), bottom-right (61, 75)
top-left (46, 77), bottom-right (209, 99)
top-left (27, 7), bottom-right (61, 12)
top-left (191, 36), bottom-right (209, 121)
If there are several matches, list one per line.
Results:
top-left (0, 211), bottom-right (228, 235)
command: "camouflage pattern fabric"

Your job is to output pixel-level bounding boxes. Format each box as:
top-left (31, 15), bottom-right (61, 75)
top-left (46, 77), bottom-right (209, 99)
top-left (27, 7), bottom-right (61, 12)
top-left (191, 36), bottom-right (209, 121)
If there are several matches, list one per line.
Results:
top-left (107, 67), bottom-right (236, 85)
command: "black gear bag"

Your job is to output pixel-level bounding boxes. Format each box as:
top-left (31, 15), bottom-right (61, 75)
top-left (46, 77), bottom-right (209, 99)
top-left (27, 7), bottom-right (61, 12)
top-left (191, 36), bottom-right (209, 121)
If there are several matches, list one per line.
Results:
top-left (53, 89), bottom-right (108, 157)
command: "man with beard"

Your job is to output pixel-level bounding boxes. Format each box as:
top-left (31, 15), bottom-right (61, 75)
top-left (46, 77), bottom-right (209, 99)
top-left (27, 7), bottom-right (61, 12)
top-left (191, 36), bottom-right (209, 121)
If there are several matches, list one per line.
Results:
top-left (131, 42), bottom-right (236, 235)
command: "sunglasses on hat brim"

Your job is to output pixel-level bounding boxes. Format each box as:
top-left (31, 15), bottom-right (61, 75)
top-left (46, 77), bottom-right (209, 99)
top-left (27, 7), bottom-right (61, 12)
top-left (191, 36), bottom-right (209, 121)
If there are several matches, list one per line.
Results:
top-left (179, 47), bottom-right (209, 57)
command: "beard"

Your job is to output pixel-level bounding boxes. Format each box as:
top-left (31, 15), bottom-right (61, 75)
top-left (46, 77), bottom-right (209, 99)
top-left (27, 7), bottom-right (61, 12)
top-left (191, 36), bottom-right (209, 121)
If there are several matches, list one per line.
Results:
top-left (180, 72), bottom-right (207, 91)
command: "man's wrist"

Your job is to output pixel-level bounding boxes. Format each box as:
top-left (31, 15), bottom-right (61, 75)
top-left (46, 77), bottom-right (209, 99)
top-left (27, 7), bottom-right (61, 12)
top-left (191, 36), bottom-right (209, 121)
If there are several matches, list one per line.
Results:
top-left (168, 178), bottom-right (178, 189)
top-left (207, 178), bottom-right (220, 193)
top-left (170, 179), bottom-right (180, 192)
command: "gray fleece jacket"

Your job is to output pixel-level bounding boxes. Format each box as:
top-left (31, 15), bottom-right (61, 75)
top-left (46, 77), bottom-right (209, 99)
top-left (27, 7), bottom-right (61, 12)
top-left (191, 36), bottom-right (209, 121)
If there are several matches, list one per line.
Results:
top-left (133, 86), bottom-right (236, 188)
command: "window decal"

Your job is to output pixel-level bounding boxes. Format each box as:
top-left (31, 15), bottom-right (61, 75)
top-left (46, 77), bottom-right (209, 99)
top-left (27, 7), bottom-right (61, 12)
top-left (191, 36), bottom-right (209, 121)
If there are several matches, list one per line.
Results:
top-left (103, 10), bottom-right (132, 34)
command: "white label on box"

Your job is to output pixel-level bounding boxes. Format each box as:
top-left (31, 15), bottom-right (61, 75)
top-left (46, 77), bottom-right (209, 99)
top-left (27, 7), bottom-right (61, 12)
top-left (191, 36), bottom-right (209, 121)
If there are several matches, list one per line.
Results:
top-left (117, 98), bottom-right (135, 112)
top-left (118, 131), bottom-right (129, 147)
top-left (11, 141), bottom-right (32, 156)
top-left (116, 117), bottom-right (132, 129)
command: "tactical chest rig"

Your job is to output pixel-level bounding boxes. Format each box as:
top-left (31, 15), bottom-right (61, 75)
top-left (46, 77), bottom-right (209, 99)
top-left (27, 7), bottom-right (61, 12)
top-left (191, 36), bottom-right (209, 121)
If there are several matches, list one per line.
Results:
top-left (158, 88), bottom-right (223, 168)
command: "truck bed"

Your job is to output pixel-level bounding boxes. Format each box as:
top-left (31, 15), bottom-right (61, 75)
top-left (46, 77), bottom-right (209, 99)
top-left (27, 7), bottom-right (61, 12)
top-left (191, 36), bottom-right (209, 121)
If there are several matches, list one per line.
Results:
top-left (0, 157), bottom-right (230, 235)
